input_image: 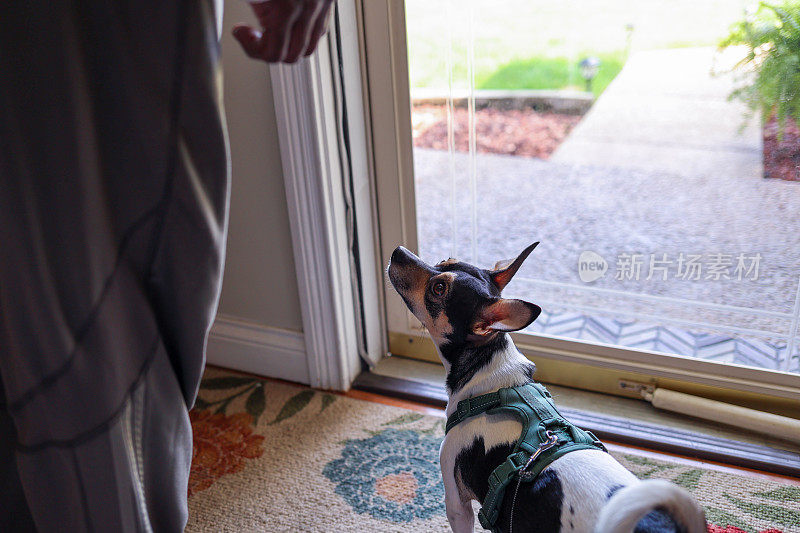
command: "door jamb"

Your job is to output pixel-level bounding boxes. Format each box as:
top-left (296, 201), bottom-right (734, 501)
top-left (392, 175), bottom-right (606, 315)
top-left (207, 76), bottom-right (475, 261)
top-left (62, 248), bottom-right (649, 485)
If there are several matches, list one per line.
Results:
top-left (268, 1), bottom-right (385, 389)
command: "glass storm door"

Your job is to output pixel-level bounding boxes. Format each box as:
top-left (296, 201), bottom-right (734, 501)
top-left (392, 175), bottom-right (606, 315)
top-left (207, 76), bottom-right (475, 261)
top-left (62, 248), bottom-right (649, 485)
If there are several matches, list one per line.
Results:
top-left (364, 0), bottom-right (800, 406)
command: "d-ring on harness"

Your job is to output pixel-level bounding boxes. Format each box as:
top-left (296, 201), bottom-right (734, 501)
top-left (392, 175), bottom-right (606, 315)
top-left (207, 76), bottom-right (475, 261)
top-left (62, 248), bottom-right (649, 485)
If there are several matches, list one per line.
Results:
top-left (445, 383), bottom-right (607, 532)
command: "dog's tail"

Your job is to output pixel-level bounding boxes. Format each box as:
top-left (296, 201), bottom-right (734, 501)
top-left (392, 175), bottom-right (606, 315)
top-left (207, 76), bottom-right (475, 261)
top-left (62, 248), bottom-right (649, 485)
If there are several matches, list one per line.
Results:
top-left (594, 479), bottom-right (706, 533)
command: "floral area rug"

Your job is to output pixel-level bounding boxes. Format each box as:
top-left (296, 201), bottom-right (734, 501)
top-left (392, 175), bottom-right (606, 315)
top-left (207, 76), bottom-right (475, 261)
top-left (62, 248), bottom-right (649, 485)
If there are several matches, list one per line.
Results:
top-left (187, 368), bottom-right (800, 532)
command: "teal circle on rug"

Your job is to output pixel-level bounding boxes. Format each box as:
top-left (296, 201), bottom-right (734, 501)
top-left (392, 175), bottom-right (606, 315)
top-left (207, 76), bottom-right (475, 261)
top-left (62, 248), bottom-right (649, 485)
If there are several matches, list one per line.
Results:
top-left (323, 429), bottom-right (445, 522)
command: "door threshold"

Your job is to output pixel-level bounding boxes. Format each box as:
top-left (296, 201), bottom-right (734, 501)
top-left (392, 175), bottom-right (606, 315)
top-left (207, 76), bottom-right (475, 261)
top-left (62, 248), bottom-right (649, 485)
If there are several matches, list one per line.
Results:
top-left (352, 369), bottom-right (800, 478)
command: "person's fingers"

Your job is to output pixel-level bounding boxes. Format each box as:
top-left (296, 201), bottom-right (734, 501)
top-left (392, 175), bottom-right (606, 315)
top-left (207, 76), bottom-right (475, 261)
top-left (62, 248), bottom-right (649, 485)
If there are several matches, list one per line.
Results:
top-left (232, 25), bottom-right (264, 59)
top-left (258, 0), bottom-right (304, 62)
top-left (304, 3), bottom-right (332, 57)
top-left (283, 21), bottom-right (307, 64)
top-left (239, 0), bottom-right (333, 63)
top-left (284, 1), bottom-right (320, 63)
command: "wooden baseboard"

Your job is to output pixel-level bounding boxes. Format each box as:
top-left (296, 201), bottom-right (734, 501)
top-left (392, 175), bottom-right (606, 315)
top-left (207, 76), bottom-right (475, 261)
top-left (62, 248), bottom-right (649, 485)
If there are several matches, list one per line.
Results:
top-left (352, 371), bottom-right (800, 477)
top-left (207, 316), bottom-right (309, 384)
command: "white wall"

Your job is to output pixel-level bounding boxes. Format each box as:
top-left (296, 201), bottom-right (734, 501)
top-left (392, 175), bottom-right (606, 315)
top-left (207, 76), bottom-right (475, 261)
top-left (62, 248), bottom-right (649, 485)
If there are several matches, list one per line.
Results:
top-left (216, 1), bottom-right (303, 332)
top-left (207, 1), bottom-right (311, 382)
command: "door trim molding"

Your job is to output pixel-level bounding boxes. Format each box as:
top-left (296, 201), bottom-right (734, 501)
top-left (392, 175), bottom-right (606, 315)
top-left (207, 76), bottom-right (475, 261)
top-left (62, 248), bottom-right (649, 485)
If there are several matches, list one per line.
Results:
top-left (268, 38), bottom-right (361, 390)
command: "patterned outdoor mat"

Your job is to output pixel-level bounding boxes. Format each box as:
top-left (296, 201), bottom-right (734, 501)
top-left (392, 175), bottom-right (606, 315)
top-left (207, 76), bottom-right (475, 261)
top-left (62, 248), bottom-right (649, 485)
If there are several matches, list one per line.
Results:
top-left (187, 368), bottom-right (799, 532)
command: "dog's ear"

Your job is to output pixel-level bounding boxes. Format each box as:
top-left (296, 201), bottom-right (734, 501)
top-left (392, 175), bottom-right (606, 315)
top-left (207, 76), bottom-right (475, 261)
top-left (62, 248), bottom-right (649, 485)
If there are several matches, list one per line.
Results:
top-left (489, 242), bottom-right (539, 291)
top-left (472, 298), bottom-right (541, 336)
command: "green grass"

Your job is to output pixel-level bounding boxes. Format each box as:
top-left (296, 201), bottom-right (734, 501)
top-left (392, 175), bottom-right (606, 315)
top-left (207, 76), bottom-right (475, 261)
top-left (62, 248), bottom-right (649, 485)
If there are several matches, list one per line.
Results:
top-left (478, 53), bottom-right (626, 97)
top-left (406, 0), bottom-right (753, 95)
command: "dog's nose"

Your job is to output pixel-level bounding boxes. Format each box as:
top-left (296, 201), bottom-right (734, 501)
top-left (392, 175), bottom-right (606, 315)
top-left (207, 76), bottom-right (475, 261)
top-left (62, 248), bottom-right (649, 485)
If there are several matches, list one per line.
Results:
top-left (389, 246), bottom-right (433, 276)
top-left (390, 246), bottom-right (414, 266)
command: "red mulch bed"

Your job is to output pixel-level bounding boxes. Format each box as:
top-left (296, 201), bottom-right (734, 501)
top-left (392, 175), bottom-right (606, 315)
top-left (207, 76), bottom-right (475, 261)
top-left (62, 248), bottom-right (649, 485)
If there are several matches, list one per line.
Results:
top-left (411, 105), bottom-right (582, 160)
top-left (763, 116), bottom-right (800, 181)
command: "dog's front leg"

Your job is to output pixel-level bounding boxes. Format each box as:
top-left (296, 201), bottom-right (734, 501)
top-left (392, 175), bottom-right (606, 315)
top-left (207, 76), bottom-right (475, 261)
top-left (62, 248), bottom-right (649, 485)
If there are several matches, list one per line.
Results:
top-left (445, 496), bottom-right (474, 533)
top-left (441, 441), bottom-right (474, 533)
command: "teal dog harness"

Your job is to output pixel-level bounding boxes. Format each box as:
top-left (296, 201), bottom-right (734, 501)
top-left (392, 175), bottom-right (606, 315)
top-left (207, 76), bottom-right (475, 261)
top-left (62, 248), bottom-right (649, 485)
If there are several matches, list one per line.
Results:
top-left (445, 383), bottom-right (607, 531)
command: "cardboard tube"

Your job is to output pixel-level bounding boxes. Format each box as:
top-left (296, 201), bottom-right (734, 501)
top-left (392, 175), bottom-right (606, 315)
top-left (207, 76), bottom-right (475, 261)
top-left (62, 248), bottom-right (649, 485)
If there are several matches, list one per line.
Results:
top-left (645, 388), bottom-right (800, 445)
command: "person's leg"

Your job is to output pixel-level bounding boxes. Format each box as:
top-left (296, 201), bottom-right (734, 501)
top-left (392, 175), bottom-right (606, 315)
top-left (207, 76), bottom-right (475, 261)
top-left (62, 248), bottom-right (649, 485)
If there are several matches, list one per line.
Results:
top-left (0, 378), bottom-right (37, 532)
top-left (0, 0), bottom-right (228, 530)
top-left (15, 346), bottom-right (192, 532)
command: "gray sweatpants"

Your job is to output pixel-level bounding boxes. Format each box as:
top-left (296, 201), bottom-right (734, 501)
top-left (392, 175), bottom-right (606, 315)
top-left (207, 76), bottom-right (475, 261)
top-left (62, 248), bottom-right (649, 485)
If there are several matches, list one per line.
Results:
top-left (0, 1), bottom-right (229, 530)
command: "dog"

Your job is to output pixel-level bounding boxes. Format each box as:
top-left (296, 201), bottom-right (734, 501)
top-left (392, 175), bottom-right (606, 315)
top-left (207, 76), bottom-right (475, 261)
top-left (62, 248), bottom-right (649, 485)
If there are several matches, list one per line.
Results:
top-left (387, 243), bottom-right (707, 533)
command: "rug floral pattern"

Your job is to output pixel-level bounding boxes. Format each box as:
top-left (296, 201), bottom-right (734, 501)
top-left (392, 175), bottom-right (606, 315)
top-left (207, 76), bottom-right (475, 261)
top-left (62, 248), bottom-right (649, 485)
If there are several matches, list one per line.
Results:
top-left (323, 428), bottom-right (445, 522)
top-left (188, 369), bottom-right (800, 532)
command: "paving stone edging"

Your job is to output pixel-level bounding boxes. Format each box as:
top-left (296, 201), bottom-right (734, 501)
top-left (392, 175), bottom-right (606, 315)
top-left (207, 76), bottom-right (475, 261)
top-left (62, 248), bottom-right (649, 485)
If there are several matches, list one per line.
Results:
top-left (410, 88), bottom-right (594, 115)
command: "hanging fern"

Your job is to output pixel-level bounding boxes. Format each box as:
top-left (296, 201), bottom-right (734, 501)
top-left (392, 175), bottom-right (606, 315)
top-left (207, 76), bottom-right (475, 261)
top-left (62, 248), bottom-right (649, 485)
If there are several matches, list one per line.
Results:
top-left (720, 1), bottom-right (800, 137)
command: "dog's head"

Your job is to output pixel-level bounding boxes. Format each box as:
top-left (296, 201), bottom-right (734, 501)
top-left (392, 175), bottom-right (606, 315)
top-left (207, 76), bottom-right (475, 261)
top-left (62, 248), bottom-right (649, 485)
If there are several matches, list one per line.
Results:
top-left (386, 243), bottom-right (542, 348)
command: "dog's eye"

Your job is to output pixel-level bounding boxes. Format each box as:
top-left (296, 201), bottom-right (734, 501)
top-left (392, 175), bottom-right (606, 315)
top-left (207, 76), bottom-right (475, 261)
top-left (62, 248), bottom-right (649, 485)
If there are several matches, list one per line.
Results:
top-left (430, 280), bottom-right (447, 297)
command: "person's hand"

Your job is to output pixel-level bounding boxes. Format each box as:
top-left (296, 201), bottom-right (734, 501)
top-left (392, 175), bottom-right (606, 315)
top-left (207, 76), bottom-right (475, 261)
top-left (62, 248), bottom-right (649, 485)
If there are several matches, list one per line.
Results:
top-left (232, 0), bottom-right (335, 63)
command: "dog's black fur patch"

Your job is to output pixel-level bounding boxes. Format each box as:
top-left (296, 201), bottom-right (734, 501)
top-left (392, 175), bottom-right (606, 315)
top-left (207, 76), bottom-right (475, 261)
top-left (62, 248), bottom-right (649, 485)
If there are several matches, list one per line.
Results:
top-left (443, 334), bottom-right (528, 393)
top-left (635, 509), bottom-right (686, 533)
top-left (430, 261), bottom-right (538, 393)
top-left (389, 251), bottom-right (540, 394)
top-left (607, 485), bottom-right (685, 533)
top-left (455, 437), bottom-right (564, 533)
top-left (606, 484), bottom-right (625, 499)
top-left (499, 469), bottom-right (564, 533)
top-left (434, 261), bottom-right (499, 329)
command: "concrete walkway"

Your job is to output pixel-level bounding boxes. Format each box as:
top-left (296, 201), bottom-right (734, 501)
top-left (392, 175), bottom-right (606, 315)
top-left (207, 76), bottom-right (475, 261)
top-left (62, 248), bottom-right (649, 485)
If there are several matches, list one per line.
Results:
top-left (411, 47), bottom-right (800, 371)
top-left (552, 47), bottom-right (762, 179)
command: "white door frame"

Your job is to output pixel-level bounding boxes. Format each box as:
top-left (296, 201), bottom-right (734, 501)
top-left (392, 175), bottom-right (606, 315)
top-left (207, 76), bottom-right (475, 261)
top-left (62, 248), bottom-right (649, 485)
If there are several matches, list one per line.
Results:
top-left (267, 0), bottom-right (385, 390)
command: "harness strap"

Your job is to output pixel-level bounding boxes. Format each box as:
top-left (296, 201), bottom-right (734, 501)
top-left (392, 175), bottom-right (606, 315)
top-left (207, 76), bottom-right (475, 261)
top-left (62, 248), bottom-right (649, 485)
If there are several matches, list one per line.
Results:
top-left (445, 391), bottom-right (501, 434)
top-left (445, 383), bottom-right (607, 532)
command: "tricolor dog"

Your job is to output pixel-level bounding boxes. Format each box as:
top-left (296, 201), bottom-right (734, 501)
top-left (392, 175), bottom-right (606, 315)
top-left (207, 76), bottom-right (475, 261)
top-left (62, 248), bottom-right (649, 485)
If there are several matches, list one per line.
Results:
top-left (387, 243), bottom-right (706, 533)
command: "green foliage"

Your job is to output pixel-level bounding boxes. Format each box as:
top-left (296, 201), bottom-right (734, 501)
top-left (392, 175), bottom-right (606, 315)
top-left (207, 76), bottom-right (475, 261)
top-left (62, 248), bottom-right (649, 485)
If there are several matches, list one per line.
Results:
top-left (702, 507), bottom-right (753, 533)
top-left (245, 383), bottom-right (266, 424)
top-left (720, 1), bottom-right (800, 135)
top-left (381, 412), bottom-right (424, 426)
top-left (193, 397), bottom-right (211, 409)
top-left (320, 393), bottom-right (336, 413)
top-left (754, 485), bottom-right (800, 501)
top-left (620, 454), bottom-right (678, 478)
top-left (724, 493), bottom-right (800, 526)
top-left (269, 389), bottom-right (315, 425)
top-left (672, 468), bottom-right (704, 490)
top-left (419, 419), bottom-right (446, 435)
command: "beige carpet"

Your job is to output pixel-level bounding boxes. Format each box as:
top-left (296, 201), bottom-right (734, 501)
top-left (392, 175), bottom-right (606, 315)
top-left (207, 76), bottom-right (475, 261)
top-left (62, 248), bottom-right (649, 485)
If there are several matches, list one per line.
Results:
top-left (187, 368), bottom-right (800, 532)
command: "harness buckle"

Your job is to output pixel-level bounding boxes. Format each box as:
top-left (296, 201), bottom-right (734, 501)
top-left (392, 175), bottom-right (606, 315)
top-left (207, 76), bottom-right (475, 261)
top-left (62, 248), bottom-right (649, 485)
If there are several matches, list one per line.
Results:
top-left (585, 430), bottom-right (607, 452)
top-left (508, 452), bottom-right (528, 469)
